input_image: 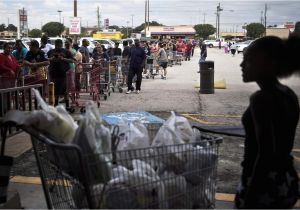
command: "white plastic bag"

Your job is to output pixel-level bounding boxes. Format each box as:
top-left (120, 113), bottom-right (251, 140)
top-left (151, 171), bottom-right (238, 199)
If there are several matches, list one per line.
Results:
top-left (107, 160), bottom-right (167, 209)
top-left (4, 89), bottom-right (78, 143)
top-left (73, 101), bottom-right (112, 184)
top-left (116, 120), bottom-right (151, 168)
top-left (152, 111), bottom-right (194, 147)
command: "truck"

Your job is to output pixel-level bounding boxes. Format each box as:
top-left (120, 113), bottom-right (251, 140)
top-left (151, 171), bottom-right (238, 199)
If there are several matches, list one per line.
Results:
top-left (202, 38), bottom-right (226, 48)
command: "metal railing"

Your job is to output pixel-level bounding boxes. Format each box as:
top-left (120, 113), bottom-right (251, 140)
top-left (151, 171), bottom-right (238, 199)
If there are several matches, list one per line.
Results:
top-left (0, 84), bottom-right (43, 155)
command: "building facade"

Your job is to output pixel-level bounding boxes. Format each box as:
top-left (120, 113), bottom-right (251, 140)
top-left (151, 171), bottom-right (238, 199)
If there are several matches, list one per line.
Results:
top-left (141, 25), bottom-right (196, 40)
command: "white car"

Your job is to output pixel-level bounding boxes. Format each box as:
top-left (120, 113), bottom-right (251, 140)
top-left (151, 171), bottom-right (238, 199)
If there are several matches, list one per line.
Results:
top-left (236, 40), bottom-right (254, 53)
top-left (93, 39), bottom-right (115, 50)
top-left (0, 39), bottom-right (29, 53)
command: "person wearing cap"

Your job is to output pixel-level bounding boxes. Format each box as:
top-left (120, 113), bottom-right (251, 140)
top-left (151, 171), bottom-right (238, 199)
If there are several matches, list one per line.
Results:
top-left (126, 40), bottom-right (146, 94)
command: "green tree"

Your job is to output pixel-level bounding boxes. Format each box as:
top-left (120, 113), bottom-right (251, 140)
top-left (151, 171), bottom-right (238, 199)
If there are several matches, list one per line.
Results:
top-left (29, 29), bottom-right (42, 37)
top-left (0, 24), bottom-right (6, 32)
top-left (134, 21), bottom-right (163, 33)
top-left (6, 24), bottom-right (17, 32)
top-left (246, 23), bottom-right (265, 38)
top-left (42, 22), bottom-right (65, 37)
top-left (109, 25), bottom-right (120, 31)
top-left (194, 24), bottom-right (215, 39)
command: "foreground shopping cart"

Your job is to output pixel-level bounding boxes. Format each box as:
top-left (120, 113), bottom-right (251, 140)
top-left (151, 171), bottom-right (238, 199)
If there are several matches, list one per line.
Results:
top-left (19, 124), bottom-right (222, 209)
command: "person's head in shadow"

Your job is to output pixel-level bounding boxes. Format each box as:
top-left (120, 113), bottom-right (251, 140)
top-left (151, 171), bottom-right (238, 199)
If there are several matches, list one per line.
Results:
top-left (241, 36), bottom-right (300, 84)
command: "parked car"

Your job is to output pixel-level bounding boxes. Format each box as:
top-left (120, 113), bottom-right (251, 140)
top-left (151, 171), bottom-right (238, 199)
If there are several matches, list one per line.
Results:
top-left (93, 38), bottom-right (115, 50)
top-left (203, 38), bottom-right (226, 48)
top-left (0, 39), bottom-right (29, 53)
top-left (236, 40), bottom-right (254, 53)
top-left (121, 38), bottom-right (139, 46)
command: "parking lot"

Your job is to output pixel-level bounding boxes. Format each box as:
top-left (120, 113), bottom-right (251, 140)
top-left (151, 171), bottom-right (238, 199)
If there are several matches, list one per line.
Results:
top-left (5, 46), bottom-right (300, 208)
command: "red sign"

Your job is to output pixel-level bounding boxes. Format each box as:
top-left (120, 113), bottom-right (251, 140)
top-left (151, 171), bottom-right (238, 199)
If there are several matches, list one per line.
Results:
top-left (20, 15), bottom-right (27, 21)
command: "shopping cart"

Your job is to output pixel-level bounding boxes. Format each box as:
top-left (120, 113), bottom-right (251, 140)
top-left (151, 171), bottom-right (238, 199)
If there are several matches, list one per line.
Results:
top-left (17, 123), bottom-right (222, 209)
top-left (145, 55), bottom-right (159, 79)
top-left (174, 52), bottom-right (184, 65)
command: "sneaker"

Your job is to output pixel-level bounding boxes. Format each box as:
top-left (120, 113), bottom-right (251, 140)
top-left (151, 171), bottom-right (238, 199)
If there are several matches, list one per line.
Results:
top-left (136, 90), bottom-right (140, 94)
top-left (126, 90), bottom-right (132, 94)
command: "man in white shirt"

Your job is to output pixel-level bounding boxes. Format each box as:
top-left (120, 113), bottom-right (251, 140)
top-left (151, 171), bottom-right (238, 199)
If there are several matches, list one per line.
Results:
top-left (40, 35), bottom-right (53, 59)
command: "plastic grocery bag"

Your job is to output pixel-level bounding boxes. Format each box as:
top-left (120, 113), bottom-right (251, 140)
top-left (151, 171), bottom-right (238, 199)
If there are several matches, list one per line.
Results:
top-left (116, 120), bottom-right (151, 168)
top-left (3, 89), bottom-right (78, 144)
top-left (106, 160), bottom-right (167, 209)
top-left (73, 101), bottom-right (112, 184)
top-left (183, 145), bottom-right (218, 186)
top-left (152, 111), bottom-right (194, 147)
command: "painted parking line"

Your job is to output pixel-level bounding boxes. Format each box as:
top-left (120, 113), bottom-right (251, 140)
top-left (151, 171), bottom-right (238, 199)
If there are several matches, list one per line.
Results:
top-left (183, 113), bottom-right (242, 118)
top-left (10, 176), bottom-right (300, 207)
top-left (10, 176), bottom-right (70, 186)
top-left (182, 114), bottom-right (236, 125)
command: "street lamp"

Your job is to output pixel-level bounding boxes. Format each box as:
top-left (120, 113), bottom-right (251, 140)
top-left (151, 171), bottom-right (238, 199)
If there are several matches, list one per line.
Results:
top-left (126, 21), bottom-right (130, 38)
top-left (57, 10), bottom-right (62, 23)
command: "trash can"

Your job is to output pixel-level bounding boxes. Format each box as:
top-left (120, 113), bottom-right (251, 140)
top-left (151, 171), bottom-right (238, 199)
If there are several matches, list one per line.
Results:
top-left (199, 61), bottom-right (214, 94)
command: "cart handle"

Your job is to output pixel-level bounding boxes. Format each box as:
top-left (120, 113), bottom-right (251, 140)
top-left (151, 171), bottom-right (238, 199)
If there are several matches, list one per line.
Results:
top-left (192, 125), bottom-right (245, 138)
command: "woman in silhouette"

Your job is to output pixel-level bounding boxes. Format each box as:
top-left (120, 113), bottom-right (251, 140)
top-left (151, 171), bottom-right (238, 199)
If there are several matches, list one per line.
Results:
top-left (235, 36), bottom-right (300, 208)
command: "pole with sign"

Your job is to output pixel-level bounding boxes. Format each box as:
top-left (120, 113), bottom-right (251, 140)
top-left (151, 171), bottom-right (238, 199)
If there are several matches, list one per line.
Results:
top-left (69, 17), bottom-right (81, 35)
top-left (19, 8), bottom-right (28, 37)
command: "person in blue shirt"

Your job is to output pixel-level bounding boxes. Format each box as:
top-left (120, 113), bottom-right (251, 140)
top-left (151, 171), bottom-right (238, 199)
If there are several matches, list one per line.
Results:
top-left (12, 39), bottom-right (29, 76)
top-left (126, 40), bottom-right (146, 94)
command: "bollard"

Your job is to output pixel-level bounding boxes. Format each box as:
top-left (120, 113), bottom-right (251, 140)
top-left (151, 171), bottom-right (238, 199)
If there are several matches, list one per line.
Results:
top-left (199, 61), bottom-right (214, 94)
top-left (48, 82), bottom-right (55, 106)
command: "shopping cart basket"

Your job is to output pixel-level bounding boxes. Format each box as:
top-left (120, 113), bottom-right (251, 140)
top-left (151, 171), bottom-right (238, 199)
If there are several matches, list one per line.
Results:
top-left (19, 124), bottom-right (222, 209)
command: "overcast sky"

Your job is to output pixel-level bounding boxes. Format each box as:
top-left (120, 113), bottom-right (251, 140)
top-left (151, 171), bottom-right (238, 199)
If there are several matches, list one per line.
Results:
top-left (0, 0), bottom-right (299, 32)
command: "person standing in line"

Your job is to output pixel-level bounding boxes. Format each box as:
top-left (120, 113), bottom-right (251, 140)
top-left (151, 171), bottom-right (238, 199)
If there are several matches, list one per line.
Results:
top-left (113, 42), bottom-right (122, 57)
top-left (79, 39), bottom-right (90, 63)
top-left (156, 43), bottom-right (168, 80)
top-left (224, 42), bottom-right (229, 54)
top-left (126, 40), bottom-right (146, 94)
top-left (230, 42), bottom-right (237, 56)
top-left (191, 39), bottom-right (197, 57)
top-left (218, 40), bottom-right (222, 49)
top-left (23, 40), bottom-right (49, 82)
top-left (12, 39), bottom-right (28, 76)
top-left (197, 43), bottom-right (207, 73)
top-left (235, 36), bottom-right (300, 209)
top-left (47, 39), bottom-right (75, 106)
top-left (40, 35), bottom-right (53, 59)
top-left (121, 41), bottom-right (130, 86)
top-left (185, 40), bottom-right (193, 61)
top-left (0, 43), bottom-right (20, 88)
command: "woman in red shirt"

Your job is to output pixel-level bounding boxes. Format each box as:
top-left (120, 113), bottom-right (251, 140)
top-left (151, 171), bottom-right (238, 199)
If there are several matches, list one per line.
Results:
top-left (0, 43), bottom-right (20, 88)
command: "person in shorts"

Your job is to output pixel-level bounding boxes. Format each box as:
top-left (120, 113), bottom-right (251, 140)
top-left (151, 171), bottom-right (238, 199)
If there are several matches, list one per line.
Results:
top-left (157, 43), bottom-right (168, 80)
top-left (121, 41), bottom-right (130, 86)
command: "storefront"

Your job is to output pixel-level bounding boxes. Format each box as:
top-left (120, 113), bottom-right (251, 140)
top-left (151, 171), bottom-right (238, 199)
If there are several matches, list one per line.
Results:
top-left (141, 25), bottom-right (196, 40)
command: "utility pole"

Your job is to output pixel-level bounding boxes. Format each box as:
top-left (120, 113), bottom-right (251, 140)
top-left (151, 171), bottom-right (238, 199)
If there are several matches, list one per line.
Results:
top-left (57, 10), bottom-right (62, 23)
top-left (74, 0), bottom-right (78, 43)
top-left (203, 12), bottom-right (206, 24)
top-left (147, 0), bottom-right (150, 30)
top-left (131, 14), bottom-right (134, 34)
top-left (260, 10), bottom-right (264, 25)
top-left (74, 0), bottom-right (77, 17)
top-left (264, 3), bottom-right (267, 36)
top-left (97, 6), bottom-right (101, 31)
top-left (216, 3), bottom-right (223, 38)
top-left (144, 0), bottom-right (147, 37)
top-left (126, 21), bottom-right (129, 38)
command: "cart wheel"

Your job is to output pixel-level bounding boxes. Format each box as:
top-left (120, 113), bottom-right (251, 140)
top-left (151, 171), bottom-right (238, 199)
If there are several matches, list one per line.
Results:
top-left (104, 95), bottom-right (108, 100)
top-left (80, 107), bottom-right (86, 113)
top-left (119, 88), bottom-right (123, 93)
